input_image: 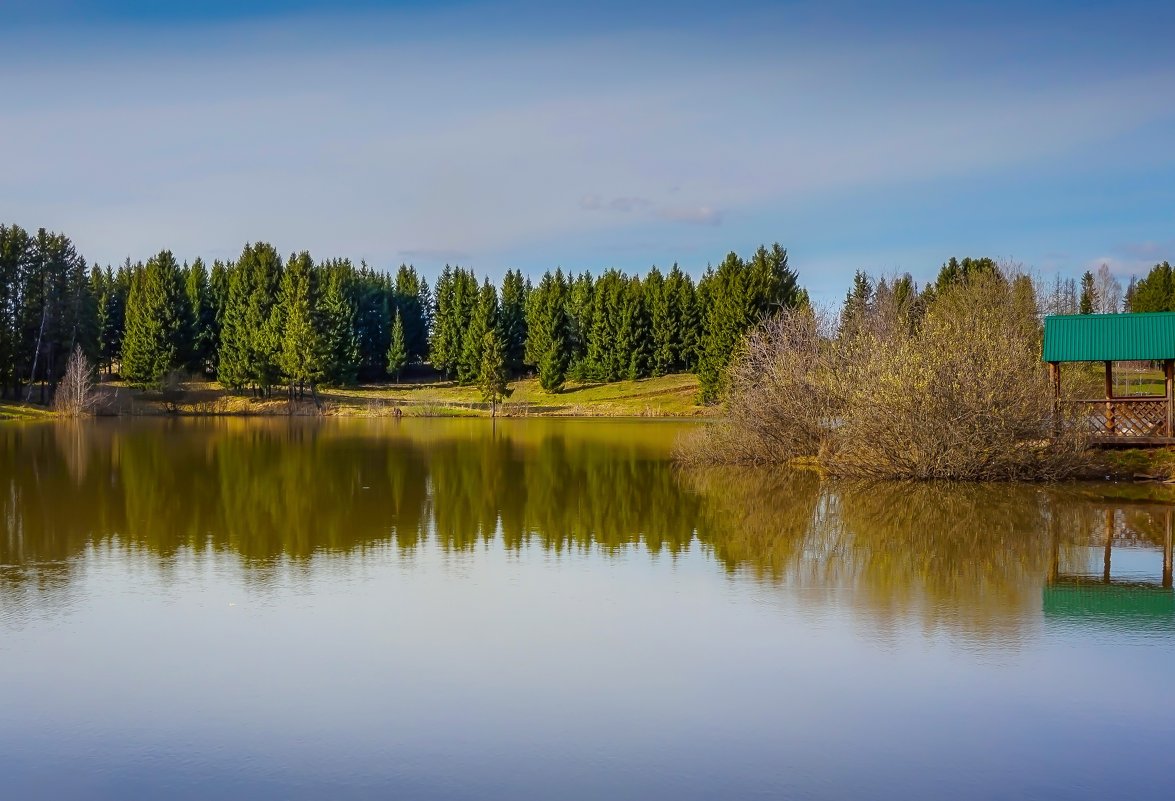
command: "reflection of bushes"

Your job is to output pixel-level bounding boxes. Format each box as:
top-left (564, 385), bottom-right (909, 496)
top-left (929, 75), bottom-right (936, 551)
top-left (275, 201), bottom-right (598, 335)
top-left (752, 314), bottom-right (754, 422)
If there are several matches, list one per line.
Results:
top-left (685, 467), bottom-right (823, 579)
top-left (3, 420), bottom-right (1164, 641)
top-left (682, 467), bottom-right (1142, 639)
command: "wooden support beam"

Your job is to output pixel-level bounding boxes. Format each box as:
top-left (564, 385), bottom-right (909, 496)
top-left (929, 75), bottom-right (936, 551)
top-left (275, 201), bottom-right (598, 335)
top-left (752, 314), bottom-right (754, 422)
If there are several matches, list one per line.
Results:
top-left (1103, 508), bottom-right (1114, 583)
top-left (1104, 361), bottom-right (1115, 434)
top-left (1165, 510), bottom-right (1173, 590)
top-left (1048, 362), bottom-right (1061, 437)
top-left (1165, 360), bottom-right (1173, 436)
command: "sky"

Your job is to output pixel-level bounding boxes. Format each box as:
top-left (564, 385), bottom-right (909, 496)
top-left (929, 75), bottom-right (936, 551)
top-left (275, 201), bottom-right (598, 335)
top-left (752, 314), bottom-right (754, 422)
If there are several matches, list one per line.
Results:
top-left (2, 0), bottom-right (1174, 302)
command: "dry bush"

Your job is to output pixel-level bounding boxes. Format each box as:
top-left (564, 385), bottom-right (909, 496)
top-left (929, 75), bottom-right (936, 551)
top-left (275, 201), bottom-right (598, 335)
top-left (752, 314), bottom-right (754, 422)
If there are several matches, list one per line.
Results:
top-left (680, 273), bottom-right (1089, 480)
top-left (677, 309), bottom-right (838, 466)
top-left (54, 346), bottom-right (99, 417)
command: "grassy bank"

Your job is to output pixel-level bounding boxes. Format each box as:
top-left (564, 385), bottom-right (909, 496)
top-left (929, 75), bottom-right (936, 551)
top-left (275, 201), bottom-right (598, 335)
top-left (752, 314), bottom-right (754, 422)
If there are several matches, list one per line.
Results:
top-left (1089, 448), bottom-right (1175, 482)
top-left (0, 401), bottom-right (57, 421)
top-left (78, 372), bottom-right (711, 418)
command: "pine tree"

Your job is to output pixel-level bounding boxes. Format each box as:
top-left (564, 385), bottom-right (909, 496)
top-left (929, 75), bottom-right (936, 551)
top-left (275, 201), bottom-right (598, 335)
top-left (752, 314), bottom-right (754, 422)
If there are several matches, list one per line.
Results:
top-left (278, 251), bottom-right (323, 397)
top-left (1128, 263), bottom-right (1172, 313)
top-left (616, 276), bottom-right (651, 380)
top-left (839, 270), bottom-right (874, 335)
top-left (670, 265), bottom-right (699, 371)
top-left (1079, 270), bottom-right (1097, 315)
top-left (647, 267), bottom-right (675, 376)
top-left (185, 257), bottom-right (214, 375)
top-left (122, 250), bottom-right (185, 386)
top-left (498, 268), bottom-right (528, 373)
top-left (217, 260), bottom-right (255, 391)
top-left (478, 329), bottom-right (508, 415)
top-left (354, 262), bottom-right (391, 380)
top-left (394, 264), bottom-right (429, 363)
top-left (745, 243), bottom-right (799, 318)
top-left (527, 269), bottom-right (570, 392)
top-left (243, 243), bottom-right (284, 394)
top-left (460, 279), bottom-right (498, 384)
top-left (429, 266), bottom-right (477, 378)
top-left (584, 269), bottom-right (625, 381)
top-left (208, 259), bottom-right (230, 371)
top-left (566, 271), bottom-right (594, 372)
top-left (696, 252), bottom-right (748, 403)
top-left (430, 266), bottom-right (456, 373)
top-left (386, 309), bottom-right (407, 382)
top-left (319, 261), bottom-right (360, 386)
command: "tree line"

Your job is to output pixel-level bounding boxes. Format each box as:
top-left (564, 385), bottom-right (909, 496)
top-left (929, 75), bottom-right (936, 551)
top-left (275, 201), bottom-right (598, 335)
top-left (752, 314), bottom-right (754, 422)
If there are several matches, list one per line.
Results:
top-left (0, 223), bottom-right (804, 403)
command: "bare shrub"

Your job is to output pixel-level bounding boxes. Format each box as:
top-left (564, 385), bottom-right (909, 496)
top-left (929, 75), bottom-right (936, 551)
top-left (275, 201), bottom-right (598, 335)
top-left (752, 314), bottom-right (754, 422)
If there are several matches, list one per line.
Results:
top-left (680, 272), bottom-right (1089, 480)
top-left (677, 308), bottom-right (838, 466)
top-left (54, 346), bottom-right (99, 417)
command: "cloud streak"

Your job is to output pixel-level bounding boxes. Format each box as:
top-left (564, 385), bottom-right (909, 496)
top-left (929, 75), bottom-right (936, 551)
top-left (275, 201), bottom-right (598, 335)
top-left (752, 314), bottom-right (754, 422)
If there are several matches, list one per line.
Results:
top-left (1, 2), bottom-right (1173, 283)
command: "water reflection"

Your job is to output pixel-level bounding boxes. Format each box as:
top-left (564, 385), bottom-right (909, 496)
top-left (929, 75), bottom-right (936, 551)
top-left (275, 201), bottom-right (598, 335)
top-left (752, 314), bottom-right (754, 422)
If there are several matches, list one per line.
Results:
top-left (3, 419), bottom-right (1174, 640)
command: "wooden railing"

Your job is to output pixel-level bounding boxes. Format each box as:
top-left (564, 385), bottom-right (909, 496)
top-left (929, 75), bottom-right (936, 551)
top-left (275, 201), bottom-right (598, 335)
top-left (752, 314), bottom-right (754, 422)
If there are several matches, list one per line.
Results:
top-left (1060, 397), bottom-right (1171, 438)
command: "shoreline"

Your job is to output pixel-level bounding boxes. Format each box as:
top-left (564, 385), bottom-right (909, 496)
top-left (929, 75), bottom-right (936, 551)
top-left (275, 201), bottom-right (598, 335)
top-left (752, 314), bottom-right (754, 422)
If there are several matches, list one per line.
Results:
top-left (1, 372), bottom-right (714, 422)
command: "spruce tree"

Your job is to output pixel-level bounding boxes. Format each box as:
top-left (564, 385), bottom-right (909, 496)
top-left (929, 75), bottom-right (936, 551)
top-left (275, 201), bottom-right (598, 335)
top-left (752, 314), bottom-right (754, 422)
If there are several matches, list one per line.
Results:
top-left (460, 279), bottom-right (498, 384)
top-left (614, 276), bottom-right (650, 380)
top-left (1079, 270), bottom-right (1097, 315)
top-left (217, 260), bottom-right (254, 391)
top-left (386, 309), bottom-right (407, 382)
top-left (646, 267), bottom-right (675, 376)
top-left (242, 243), bottom-right (284, 394)
top-left (122, 250), bottom-right (185, 387)
top-left (584, 269), bottom-right (625, 381)
top-left (696, 252), bottom-right (748, 403)
top-left (566, 271), bottom-right (594, 372)
top-left (429, 266), bottom-right (456, 374)
top-left (185, 257), bottom-right (214, 375)
top-left (667, 265), bottom-right (697, 371)
top-left (278, 251), bottom-right (323, 397)
top-left (394, 264), bottom-right (428, 362)
top-left (498, 269), bottom-right (528, 373)
top-left (478, 328), bottom-right (508, 415)
top-left (527, 270), bottom-right (570, 392)
top-left (319, 261), bottom-right (360, 386)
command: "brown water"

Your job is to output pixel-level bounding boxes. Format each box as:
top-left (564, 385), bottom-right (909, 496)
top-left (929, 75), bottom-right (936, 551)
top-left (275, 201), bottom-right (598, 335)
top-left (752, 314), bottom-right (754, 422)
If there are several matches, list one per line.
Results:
top-left (1, 418), bottom-right (1173, 800)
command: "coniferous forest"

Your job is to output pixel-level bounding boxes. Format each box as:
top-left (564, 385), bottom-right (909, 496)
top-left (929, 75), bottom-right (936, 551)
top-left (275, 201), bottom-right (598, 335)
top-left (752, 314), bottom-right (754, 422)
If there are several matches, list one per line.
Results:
top-left (0, 224), bottom-right (803, 403)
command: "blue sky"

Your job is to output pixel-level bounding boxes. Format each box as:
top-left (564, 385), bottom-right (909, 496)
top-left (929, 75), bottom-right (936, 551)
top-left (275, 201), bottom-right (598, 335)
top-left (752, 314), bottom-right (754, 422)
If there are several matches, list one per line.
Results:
top-left (2, 0), bottom-right (1173, 302)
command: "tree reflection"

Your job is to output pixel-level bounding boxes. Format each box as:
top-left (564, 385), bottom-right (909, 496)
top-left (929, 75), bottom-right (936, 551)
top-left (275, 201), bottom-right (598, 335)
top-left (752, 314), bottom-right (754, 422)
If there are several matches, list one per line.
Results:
top-left (2, 419), bottom-right (1173, 639)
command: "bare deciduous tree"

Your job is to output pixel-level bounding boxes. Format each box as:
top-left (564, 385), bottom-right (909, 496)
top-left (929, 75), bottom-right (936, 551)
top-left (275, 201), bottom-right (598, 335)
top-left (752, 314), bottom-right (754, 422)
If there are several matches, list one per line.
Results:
top-left (1094, 263), bottom-right (1122, 314)
top-left (54, 346), bottom-right (98, 417)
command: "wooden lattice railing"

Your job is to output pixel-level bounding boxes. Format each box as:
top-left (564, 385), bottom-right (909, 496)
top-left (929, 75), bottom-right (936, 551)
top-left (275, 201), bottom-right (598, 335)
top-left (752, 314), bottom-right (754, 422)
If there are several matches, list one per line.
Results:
top-left (1060, 398), bottom-right (1171, 438)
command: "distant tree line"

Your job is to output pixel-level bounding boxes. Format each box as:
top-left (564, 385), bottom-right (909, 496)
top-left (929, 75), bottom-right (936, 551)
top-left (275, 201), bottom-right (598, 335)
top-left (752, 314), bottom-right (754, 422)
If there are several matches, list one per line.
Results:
top-left (0, 223), bottom-right (804, 402)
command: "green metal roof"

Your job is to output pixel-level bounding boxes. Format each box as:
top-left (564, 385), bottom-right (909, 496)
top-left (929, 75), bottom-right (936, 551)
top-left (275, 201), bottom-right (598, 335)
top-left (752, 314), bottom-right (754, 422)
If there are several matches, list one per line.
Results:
top-left (1043, 582), bottom-right (1175, 633)
top-left (1042, 312), bottom-right (1175, 362)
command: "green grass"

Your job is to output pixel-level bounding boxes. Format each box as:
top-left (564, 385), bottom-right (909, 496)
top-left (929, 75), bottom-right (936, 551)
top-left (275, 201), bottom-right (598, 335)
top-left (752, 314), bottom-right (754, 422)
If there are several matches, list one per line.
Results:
top-left (319, 373), bottom-right (709, 417)
top-left (0, 401), bottom-right (56, 421)
top-left (99, 372), bottom-right (711, 418)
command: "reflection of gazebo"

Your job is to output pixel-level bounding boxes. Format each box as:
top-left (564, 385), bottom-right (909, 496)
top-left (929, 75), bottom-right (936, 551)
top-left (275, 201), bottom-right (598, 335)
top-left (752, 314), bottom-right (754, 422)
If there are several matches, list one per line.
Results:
top-left (1045, 504), bottom-right (1175, 631)
top-left (1044, 582), bottom-right (1175, 633)
top-left (1043, 313), bottom-right (1175, 443)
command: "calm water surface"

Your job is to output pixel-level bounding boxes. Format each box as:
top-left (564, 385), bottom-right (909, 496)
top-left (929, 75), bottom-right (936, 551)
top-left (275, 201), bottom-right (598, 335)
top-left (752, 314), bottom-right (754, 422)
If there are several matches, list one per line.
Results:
top-left (2, 419), bottom-right (1173, 800)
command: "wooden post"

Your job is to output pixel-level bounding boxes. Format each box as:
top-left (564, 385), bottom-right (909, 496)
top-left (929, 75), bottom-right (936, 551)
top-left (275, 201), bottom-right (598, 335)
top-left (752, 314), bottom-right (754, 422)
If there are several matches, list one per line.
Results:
top-left (1103, 509), bottom-right (1114, 584)
top-left (1165, 359), bottom-right (1173, 437)
top-left (1048, 362), bottom-right (1060, 436)
top-left (1104, 361), bottom-right (1114, 435)
top-left (1164, 510), bottom-right (1172, 590)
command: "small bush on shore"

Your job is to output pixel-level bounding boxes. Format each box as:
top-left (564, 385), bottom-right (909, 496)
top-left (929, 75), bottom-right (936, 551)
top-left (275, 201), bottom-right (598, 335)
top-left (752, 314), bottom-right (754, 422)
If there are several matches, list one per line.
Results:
top-left (679, 272), bottom-right (1089, 480)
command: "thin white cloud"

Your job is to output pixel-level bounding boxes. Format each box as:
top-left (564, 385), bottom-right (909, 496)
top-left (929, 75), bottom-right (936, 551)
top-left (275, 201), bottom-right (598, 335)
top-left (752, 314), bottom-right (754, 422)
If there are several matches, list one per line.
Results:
top-left (1, 8), bottom-right (1173, 272)
top-left (656, 206), bottom-right (724, 226)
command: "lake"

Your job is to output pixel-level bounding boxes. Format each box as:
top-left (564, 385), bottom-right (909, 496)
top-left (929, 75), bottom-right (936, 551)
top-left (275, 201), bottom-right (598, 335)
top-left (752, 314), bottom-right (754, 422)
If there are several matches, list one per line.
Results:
top-left (2, 418), bottom-right (1173, 800)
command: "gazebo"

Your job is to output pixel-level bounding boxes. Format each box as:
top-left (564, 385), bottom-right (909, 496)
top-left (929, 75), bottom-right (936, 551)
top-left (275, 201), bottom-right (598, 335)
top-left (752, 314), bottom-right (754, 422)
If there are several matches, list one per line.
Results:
top-left (1042, 312), bottom-right (1175, 444)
